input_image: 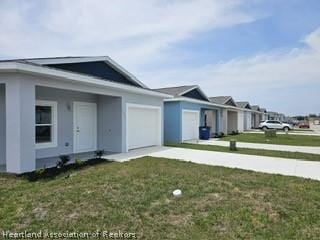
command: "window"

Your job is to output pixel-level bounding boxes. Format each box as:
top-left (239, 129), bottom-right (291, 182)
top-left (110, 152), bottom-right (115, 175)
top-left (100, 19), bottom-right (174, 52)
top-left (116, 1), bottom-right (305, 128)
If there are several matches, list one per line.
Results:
top-left (35, 101), bottom-right (57, 149)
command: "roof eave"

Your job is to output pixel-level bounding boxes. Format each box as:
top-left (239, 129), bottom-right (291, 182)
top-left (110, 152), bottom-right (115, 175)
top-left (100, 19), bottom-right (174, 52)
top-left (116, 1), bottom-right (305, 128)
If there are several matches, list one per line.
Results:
top-left (26, 56), bottom-right (148, 89)
top-left (0, 61), bottom-right (172, 99)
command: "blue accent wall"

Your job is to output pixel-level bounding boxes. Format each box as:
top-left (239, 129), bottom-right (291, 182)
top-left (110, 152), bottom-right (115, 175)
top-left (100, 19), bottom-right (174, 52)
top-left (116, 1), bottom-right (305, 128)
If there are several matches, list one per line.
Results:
top-left (163, 101), bottom-right (182, 143)
top-left (46, 61), bottom-right (142, 87)
top-left (163, 100), bottom-right (223, 143)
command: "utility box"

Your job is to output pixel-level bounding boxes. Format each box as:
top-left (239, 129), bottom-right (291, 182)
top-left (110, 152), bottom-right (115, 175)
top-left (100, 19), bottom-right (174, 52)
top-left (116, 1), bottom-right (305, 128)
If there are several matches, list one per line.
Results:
top-left (265, 129), bottom-right (277, 138)
top-left (229, 140), bottom-right (237, 151)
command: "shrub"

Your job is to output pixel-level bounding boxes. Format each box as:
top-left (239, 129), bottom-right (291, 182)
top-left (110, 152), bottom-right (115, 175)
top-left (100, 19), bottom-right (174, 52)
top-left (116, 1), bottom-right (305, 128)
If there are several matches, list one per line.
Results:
top-left (75, 158), bottom-right (83, 165)
top-left (56, 155), bottom-right (70, 169)
top-left (95, 150), bottom-right (105, 159)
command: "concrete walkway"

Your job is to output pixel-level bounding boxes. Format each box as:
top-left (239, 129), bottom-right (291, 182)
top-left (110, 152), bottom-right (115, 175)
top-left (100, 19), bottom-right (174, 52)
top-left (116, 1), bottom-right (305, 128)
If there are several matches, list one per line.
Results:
top-left (104, 146), bottom-right (320, 181)
top-left (244, 130), bottom-right (320, 136)
top-left (185, 139), bottom-right (320, 155)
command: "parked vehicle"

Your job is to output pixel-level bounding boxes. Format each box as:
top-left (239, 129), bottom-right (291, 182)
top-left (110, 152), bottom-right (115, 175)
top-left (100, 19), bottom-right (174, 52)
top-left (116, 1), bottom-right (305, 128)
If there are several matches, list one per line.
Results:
top-left (298, 122), bottom-right (310, 128)
top-left (259, 120), bottom-right (293, 131)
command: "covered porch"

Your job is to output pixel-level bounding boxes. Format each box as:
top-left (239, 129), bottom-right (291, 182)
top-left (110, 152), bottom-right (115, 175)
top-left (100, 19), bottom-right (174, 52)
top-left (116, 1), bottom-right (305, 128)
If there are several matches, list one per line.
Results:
top-left (0, 79), bottom-right (123, 173)
top-left (227, 110), bottom-right (238, 134)
top-left (203, 108), bottom-right (220, 137)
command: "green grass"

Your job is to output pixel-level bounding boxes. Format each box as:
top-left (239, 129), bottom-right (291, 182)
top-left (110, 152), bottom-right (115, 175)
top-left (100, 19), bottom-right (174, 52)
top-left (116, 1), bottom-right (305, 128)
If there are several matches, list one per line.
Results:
top-left (166, 143), bottom-right (320, 162)
top-left (1, 157), bottom-right (320, 239)
top-left (222, 133), bottom-right (320, 146)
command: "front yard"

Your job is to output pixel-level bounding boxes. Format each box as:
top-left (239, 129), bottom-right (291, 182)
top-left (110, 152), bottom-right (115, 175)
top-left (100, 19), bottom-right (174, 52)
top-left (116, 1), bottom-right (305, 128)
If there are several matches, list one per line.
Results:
top-left (222, 133), bottom-right (320, 146)
top-left (1, 157), bottom-right (320, 239)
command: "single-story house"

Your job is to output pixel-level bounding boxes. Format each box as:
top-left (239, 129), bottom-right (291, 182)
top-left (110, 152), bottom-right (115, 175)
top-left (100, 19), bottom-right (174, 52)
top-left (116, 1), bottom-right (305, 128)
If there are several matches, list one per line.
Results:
top-left (0, 56), bottom-right (171, 173)
top-left (267, 111), bottom-right (281, 121)
top-left (155, 85), bottom-right (227, 143)
top-left (260, 108), bottom-right (268, 121)
top-left (209, 96), bottom-right (241, 134)
top-left (251, 105), bottom-right (262, 128)
top-left (236, 101), bottom-right (252, 130)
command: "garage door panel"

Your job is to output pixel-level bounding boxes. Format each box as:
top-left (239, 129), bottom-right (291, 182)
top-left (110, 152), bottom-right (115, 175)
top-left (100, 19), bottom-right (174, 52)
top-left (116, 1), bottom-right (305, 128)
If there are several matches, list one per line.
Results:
top-left (127, 106), bottom-right (161, 150)
top-left (182, 110), bottom-right (199, 141)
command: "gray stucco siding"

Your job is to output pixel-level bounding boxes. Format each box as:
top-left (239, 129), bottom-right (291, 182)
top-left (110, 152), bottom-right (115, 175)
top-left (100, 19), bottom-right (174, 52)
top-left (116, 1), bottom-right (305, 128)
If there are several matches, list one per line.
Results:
top-left (35, 86), bottom-right (99, 159)
top-left (0, 84), bottom-right (5, 165)
top-left (97, 95), bottom-right (122, 153)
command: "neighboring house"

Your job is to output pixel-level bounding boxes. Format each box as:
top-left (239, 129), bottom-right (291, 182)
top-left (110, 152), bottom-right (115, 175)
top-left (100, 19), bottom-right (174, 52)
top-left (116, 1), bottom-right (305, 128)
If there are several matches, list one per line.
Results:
top-left (260, 108), bottom-right (268, 121)
top-left (236, 101), bottom-right (252, 130)
top-left (251, 105), bottom-right (262, 128)
top-left (0, 56), bottom-right (171, 173)
top-left (267, 111), bottom-right (284, 121)
top-left (209, 96), bottom-right (241, 134)
top-left (155, 85), bottom-right (227, 143)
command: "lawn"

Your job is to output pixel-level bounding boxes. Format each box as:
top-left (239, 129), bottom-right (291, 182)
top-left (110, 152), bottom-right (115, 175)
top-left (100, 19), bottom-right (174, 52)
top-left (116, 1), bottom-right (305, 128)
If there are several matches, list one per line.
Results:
top-left (222, 133), bottom-right (320, 146)
top-left (1, 157), bottom-right (320, 239)
top-left (166, 143), bottom-right (320, 162)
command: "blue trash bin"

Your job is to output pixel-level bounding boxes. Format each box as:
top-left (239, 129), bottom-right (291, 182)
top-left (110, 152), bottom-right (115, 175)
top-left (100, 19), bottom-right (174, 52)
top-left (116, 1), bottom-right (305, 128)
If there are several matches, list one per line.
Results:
top-left (199, 126), bottom-right (211, 140)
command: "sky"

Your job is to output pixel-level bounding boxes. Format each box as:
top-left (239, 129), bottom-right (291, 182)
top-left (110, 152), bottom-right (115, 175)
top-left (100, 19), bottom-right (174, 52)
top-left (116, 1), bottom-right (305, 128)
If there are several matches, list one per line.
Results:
top-left (0, 0), bottom-right (320, 116)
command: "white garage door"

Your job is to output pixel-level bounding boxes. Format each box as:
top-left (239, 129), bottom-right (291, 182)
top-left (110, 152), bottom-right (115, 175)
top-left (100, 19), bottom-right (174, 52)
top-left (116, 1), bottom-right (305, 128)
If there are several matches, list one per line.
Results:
top-left (127, 104), bottom-right (161, 151)
top-left (182, 110), bottom-right (200, 141)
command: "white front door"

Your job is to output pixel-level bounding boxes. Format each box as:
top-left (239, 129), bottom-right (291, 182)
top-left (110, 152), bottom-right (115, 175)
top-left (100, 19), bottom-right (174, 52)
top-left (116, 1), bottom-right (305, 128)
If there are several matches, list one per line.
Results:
top-left (182, 110), bottom-right (200, 141)
top-left (74, 102), bottom-right (97, 153)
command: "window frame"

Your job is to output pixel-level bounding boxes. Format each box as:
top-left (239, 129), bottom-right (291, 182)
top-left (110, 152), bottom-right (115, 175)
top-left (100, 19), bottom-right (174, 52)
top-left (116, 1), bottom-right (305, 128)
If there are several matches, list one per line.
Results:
top-left (35, 100), bottom-right (58, 149)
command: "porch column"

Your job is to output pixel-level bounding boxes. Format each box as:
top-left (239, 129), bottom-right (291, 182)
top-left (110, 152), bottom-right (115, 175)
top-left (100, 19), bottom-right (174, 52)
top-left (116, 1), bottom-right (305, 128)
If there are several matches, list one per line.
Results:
top-left (6, 79), bottom-right (35, 173)
top-left (216, 109), bottom-right (220, 134)
top-left (221, 109), bottom-right (228, 135)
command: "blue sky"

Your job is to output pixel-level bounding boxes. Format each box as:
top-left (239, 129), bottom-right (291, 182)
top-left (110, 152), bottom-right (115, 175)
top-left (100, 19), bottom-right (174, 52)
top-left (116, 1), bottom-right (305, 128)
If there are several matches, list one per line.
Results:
top-left (0, 0), bottom-right (319, 115)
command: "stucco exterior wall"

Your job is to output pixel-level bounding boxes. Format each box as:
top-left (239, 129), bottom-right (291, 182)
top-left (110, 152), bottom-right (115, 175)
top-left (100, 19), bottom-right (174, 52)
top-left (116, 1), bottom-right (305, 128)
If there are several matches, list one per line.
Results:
top-left (244, 111), bottom-right (252, 130)
top-left (227, 111), bottom-right (238, 134)
top-left (98, 96), bottom-right (122, 153)
top-left (163, 101), bottom-right (222, 143)
top-left (0, 72), bottom-right (165, 173)
top-left (163, 101), bottom-right (182, 143)
top-left (0, 84), bottom-right (5, 165)
top-left (237, 110), bottom-right (244, 132)
top-left (36, 86), bottom-right (99, 159)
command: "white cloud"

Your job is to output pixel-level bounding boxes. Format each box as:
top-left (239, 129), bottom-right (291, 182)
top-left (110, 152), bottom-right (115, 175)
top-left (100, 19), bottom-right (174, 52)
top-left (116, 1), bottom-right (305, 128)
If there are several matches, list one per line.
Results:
top-left (0, 0), bottom-right (257, 66)
top-left (139, 27), bottom-right (320, 115)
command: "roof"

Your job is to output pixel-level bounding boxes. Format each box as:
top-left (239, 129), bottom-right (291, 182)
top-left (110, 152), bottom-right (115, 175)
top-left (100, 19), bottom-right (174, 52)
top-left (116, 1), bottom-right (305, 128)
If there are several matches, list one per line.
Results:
top-left (209, 96), bottom-right (231, 104)
top-left (155, 85), bottom-right (197, 96)
top-left (3, 56), bottom-right (148, 89)
top-left (251, 105), bottom-right (260, 111)
top-left (0, 60), bottom-right (171, 99)
top-left (209, 96), bottom-right (237, 107)
top-left (155, 85), bottom-right (209, 101)
top-left (236, 101), bottom-right (251, 109)
top-left (260, 108), bottom-right (267, 113)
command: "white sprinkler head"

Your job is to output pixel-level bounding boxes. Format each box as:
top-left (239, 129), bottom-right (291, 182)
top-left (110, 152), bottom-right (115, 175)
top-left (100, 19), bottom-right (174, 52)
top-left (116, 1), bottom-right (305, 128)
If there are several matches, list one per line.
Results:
top-left (173, 189), bottom-right (182, 197)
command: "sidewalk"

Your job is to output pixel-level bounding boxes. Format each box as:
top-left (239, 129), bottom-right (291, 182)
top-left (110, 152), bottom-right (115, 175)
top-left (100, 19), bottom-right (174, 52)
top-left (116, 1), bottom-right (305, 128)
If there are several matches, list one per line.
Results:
top-left (185, 139), bottom-right (320, 155)
top-left (148, 147), bottom-right (320, 181)
top-left (104, 146), bottom-right (320, 181)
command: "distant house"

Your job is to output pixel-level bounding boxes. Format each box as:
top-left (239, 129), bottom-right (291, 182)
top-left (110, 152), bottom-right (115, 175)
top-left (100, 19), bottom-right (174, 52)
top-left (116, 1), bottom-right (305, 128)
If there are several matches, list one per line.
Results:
top-left (209, 96), bottom-right (241, 134)
top-left (236, 101), bottom-right (252, 130)
top-left (251, 105), bottom-right (262, 128)
top-left (260, 108), bottom-right (268, 121)
top-left (156, 85), bottom-right (225, 142)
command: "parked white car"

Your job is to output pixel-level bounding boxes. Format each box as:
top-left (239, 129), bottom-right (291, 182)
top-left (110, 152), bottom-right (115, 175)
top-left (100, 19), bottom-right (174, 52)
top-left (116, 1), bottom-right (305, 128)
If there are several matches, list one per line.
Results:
top-left (259, 120), bottom-right (293, 131)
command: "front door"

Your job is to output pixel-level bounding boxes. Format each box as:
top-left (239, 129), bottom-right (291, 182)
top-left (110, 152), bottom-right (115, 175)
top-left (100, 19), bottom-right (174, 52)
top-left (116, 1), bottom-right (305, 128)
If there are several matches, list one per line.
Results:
top-left (74, 102), bottom-right (97, 153)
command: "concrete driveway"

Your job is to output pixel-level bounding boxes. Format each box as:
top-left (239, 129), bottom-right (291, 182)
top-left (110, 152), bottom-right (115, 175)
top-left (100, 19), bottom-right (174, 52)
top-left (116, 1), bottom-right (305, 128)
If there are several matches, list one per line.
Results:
top-left (185, 139), bottom-right (320, 155)
top-left (105, 146), bottom-right (320, 181)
